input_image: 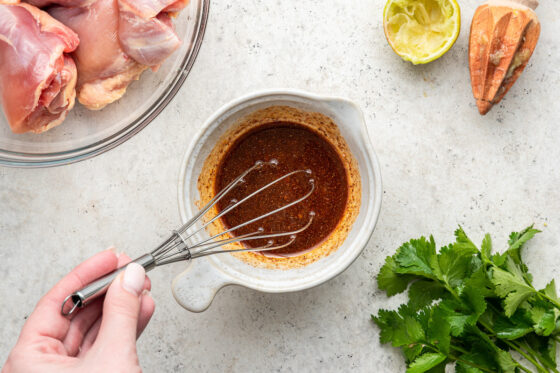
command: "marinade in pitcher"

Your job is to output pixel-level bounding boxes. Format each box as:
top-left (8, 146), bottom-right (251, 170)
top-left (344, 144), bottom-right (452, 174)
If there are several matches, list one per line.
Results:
top-left (215, 122), bottom-right (348, 257)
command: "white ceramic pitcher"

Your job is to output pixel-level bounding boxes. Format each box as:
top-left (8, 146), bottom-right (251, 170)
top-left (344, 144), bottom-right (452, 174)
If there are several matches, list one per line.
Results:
top-left (173, 89), bottom-right (382, 312)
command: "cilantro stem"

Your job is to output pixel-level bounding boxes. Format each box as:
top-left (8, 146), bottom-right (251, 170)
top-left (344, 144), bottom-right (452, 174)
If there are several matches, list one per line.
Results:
top-left (506, 341), bottom-right (547, 373)
top-left (520, 341), bottom-right (559, 373)
top-left (483, 303), bottom-right (548, 371)
top-left (453, 341), bottom-right (533, 373)
top-left (443, 282), bottom-right (542, 372)
top-left (540, 292), bottom-right (560, 311)
top-left (450, 344), bottom-right (530, 372)
top-left (426, 344), bottom-right (496, 372)
top-left (477, 320), bottom-right (544, 373)
top-left (448, 354), bottom-right (496, 373)
top-left (517, 364), bottom-right (537, 373)
top-left (450, 344), bottom-right (469, 354)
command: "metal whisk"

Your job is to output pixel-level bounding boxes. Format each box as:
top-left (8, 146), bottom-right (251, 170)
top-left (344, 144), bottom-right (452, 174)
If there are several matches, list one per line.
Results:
top-left (61, 160), bottom-right (315, 316)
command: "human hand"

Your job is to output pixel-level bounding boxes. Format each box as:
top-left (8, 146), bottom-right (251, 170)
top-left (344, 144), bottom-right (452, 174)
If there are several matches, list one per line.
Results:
top-left (2, 249), bottom-right (155, 373)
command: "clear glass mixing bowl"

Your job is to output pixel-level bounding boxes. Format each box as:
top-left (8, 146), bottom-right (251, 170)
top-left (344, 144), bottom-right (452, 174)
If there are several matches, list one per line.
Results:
top-left (0, 0), bottom-right (209, 167)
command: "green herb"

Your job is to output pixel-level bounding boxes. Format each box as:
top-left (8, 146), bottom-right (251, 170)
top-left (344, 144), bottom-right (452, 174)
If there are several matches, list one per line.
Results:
top-left (372, 226), bottom-right (560, 372)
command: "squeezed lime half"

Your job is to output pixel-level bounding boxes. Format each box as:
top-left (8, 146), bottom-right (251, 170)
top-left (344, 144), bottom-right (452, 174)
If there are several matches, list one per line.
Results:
top-left (383, 0), bottom-right (461, 64)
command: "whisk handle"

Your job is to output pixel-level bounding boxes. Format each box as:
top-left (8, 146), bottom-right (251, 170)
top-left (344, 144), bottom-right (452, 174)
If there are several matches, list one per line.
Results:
top-left (61, 254), bottom-right (156, 316)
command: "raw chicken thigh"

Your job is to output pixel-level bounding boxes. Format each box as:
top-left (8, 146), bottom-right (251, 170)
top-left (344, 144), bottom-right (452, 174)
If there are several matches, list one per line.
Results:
top-left (50, 0), bottom-right (146, 110)
top-left (51, 0), bottom-right (188, 110)
top-left (118, 0), bottom-right (183, 67)
top-left (0, 1), bottom-right (79, 133)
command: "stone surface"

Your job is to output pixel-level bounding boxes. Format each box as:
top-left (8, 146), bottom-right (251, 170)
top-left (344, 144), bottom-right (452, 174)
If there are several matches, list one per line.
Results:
top-left (1, 0), bottom-right (559, 371)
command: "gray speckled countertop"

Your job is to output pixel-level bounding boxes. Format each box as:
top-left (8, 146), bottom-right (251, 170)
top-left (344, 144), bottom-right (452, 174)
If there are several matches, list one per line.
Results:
top-left (1, 0), bottom-right (560, 371)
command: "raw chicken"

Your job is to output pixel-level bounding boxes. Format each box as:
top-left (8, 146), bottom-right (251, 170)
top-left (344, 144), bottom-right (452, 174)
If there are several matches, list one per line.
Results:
top-left (164, 0), bottom-right (189, 12)
top-left (50, 0), bottom-right (146, 110)
top-left (51, 0), bottom-right (188, 110)
top-left (118, 0), bottom-right (182, 67)
top-left (0, 1), bottom-right (79, 133)
top-left (25, 0), bottom-right (93, 8)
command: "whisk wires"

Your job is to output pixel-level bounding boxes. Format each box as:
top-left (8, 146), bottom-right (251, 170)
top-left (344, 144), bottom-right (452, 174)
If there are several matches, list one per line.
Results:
top-left (151, 160), bottom-right (315, 266)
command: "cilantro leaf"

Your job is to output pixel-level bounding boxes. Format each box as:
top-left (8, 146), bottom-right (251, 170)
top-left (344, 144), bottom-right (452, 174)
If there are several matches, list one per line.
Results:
top-left (457, 339), bottom-right (500, 372)
top-left (465, 256), bottom-right (483, 280)
top-left (542, 279), bottom-right (558, 301)
top-left (406, 353), bottom-right (446, 373)
top-left (455, 362), bottom-right (484, 373)
top-left (494, 321), bottom-right (533, 340)
top-left (533, 308), bottom-right (556, 336)
top-left (438, 244), bottom-right (478, 289)
top-left (378, 256), bottom-right (417, 296)
top-left (427, 306), bottom-right (451, 355)
top-left (504, 226), bottom-right (540, 285)
top-left (372, 305), bottom-right (425, 347)
top-left (491, 252), bottom-right (508, 267)
top-left (461, 281), bottom-right (487, 319)
top-left (491, 258), bottom-right (536, 317)
top-left (507, 225), bottom-right (540, 260)
top-left (394, 236), bottom-right (441, 280)
top-left (415, 307), bottom-right (431, 332)
top-left (403, 344), bottom-right (425, 364)
top-left (372, 309), bottom-right (404, 346)
top-left (446, 313), bottom-right (470, 337)
top-left (408, 280), bottom-right (445, 310)
top-left (463, 266), bottom-right (494, 299)
top-left (466, 331), bottom-right (518, 372)
top-left (496, 350), bottom-right (517, 373)
top-left (493, 310), bottom-right (533, 340)
top-left (529, 300), bottom-right (559, 336)
top-left (480, 233), bottom-right (492, 263)
top-left (432, 272), bottom-right (488, 338)
top-left (425, 363), bottom-right (447, 373)
top-left (433, 300), bottom-right (468, 337)
top-left (454, 227), bottom-right (479, 253)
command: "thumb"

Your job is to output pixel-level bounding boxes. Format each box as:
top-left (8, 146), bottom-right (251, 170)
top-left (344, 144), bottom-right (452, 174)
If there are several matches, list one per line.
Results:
top-left (94, 263), bottom-right (146, 350)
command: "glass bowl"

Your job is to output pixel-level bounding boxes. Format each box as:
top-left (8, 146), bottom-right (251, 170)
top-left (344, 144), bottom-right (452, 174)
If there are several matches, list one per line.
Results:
top-left (0, 0), bottom-right (209, 167)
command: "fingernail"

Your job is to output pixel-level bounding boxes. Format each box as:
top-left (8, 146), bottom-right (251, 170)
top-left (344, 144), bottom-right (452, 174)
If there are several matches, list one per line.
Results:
top-left (122, 263), bottom-right (145, 296)
top-left (108, 247), bottom-right (118, 256)
top-left (141, 289), bottom-right (152, 298)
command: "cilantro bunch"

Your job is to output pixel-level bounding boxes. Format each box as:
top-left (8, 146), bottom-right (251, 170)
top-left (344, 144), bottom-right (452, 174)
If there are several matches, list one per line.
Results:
top-left (372, 226), bottom-right (560, 373)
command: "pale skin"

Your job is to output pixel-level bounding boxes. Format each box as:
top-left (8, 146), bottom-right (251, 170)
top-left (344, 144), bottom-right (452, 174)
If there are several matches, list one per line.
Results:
top-left (2, 249), bottom-right (155, 373)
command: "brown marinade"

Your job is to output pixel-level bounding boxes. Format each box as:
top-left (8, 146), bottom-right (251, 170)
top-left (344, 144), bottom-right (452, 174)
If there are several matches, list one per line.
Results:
top-left (215, 121), bottom-right (348, 257)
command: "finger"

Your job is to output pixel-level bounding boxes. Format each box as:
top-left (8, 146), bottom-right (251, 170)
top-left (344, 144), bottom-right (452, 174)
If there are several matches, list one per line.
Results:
top-left (93, 263), bottom-right (146, 350)
top-left (77, 293), bottom-right (150, 357)
top-left (22, 249), bottom-right (119, 341)
top-left (144, 276), bottom-right (152, 291)
top-left (137, 291), bottom-right (155, 338)
top-left (77, 291), bottom-right (152, 357)
top-left (62, 297), bottom-right (104, 356)
top-left (77, 282), bottom-right (147, 357)
top-left (76, 285), bottom-right (152, 354)
top-left (76, 265), bottom-right (152, 355)
top-left (117, 253), bottom-right (132, 267)
top-left (78, 317), bottom-right (101, 357)
top-left (118, 253), bottom-right (151, 291)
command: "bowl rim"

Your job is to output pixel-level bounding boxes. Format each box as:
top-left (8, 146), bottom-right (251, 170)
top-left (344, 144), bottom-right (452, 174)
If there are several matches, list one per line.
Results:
top-left (0, 0), bottom-right (210, 168)
top-left (176, 88), bottom-right (383, 293)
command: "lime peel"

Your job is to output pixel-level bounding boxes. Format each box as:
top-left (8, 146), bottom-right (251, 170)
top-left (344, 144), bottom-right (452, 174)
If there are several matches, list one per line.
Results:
top-left (383, 0), bottom-right (461, 64)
